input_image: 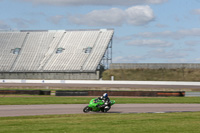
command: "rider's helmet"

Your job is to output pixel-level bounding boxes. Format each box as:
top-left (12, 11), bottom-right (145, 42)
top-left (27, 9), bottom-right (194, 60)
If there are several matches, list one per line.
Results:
top-left (103, 93), bottom-right (108, 98)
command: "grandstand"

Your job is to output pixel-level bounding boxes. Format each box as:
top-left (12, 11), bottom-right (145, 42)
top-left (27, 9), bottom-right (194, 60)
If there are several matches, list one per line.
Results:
top-left (0, 29), bottom-right (114, 79)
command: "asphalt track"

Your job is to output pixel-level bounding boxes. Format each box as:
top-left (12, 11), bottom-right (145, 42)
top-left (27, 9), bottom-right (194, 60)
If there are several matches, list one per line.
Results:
top-left (1, 82), bottom-right (200, 117)
top-left (1, 104), bottom-right (200, 117)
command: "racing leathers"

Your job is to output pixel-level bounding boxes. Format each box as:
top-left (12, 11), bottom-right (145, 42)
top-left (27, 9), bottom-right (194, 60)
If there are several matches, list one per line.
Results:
top-left (97, 96), bottom-right (111, 108)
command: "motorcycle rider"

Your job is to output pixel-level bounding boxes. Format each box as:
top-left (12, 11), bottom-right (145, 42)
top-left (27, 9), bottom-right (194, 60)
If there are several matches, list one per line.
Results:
top-left (97, 93), bottom-right (111, 109)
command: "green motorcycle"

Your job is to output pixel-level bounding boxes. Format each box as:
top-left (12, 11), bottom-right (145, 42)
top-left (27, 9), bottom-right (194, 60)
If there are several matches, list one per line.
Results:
top-left (83, 98), bottom-right (115, 113)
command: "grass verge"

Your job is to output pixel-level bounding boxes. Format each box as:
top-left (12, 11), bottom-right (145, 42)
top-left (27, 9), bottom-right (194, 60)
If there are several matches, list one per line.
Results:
top-left (0, 96), bottom-right (200, 105)
top-left (102, 68), bottom-right (200, 81)
top-left (0, 112), bottom-right (200, 133)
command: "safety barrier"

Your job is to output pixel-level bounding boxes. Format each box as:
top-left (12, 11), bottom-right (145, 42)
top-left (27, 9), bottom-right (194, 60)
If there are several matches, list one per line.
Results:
top-left (56, 91), bottom-right (88, 96)
top-left (0, 90), bottom-right (50, 95)
top-left (55, 90), bottom-right (185, 97)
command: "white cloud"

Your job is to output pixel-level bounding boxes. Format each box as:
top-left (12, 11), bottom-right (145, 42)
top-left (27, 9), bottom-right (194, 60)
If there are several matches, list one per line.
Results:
top-left (68, 8), bottom-right (126, 26)
top-left (177, 58), bottom-right (200, 63)
top-left (18, 0), bottom-right (168, 6)
top-left (155, 23), bottom-right (168, 28)
top-left (167, 58), bottom-right (200, 63)
top-left (113, 48), bottom-right (191, 63)
top-left (125, 6), bottom-right (155, 26)
top-left (113, 55), bottom-right (147, 63)
top-left (147, 49), bottom-right (188, 59)
top-left (127, 39), bottom-right (172, 47)
top-left (193, 58), bottom-right (200, 62)
top-left (114, 35), bottom-right (133, 43)
top-left (68, 5), bottom-right (155, 26)
top-left (193, 9), bottom-right (200, 15)
top-left (0, 20), bottom-right (10, 30)
top-left (166, 59), bottom-right (189, 63)
top-left (47, 15), bottom-right (65, 25)
top-left (11, 18), bottom-right (37, 28)
top-left (136, 28), bottom-right (200, 39)
top-left (185, 40), bottom-right (200, 46)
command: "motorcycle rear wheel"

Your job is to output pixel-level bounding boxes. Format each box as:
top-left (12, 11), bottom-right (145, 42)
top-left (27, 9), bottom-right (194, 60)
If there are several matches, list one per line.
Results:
top-left (104, 110), bottom-right (108, 113)
top-left (104, 106), bottom-right (111, 113)
top-left (83, 106), bottom-right (90, 113)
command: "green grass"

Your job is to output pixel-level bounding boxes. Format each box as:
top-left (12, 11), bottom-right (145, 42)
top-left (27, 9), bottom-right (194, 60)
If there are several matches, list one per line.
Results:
top-left (102, 68), bottom-right (200, 81)
top-left (1, 96), bottom-right (200, 105)
top-left (0, 112), bottom-right (200, 133)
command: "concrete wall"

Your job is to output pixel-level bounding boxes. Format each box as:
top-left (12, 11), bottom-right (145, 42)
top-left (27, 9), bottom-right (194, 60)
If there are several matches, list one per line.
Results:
top-left (185, 92), bottom-right (200, 97)
top-left (110, 63), bottom-right (200, 69)
top-left (0, 71), bottom-right (100, 80)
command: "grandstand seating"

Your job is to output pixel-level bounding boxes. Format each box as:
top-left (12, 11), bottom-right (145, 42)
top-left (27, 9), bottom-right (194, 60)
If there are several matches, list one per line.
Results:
top-left (0, 32), bottom-right (27, 71)
top-left (0, 29), bottom-right (114, 72)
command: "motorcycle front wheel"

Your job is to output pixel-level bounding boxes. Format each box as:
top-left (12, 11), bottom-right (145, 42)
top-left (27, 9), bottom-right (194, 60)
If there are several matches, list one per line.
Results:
top-left (83, 106), bottom-right (91, 113)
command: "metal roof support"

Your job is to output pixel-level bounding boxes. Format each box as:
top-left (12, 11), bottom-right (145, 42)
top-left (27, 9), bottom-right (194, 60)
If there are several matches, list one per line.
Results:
top-left (99, 37), bottom-right (113, 70)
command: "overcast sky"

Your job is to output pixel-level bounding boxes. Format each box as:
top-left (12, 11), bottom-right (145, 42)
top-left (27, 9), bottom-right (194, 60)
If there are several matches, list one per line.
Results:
top-left (1, 0), bottom-right (200, 63)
